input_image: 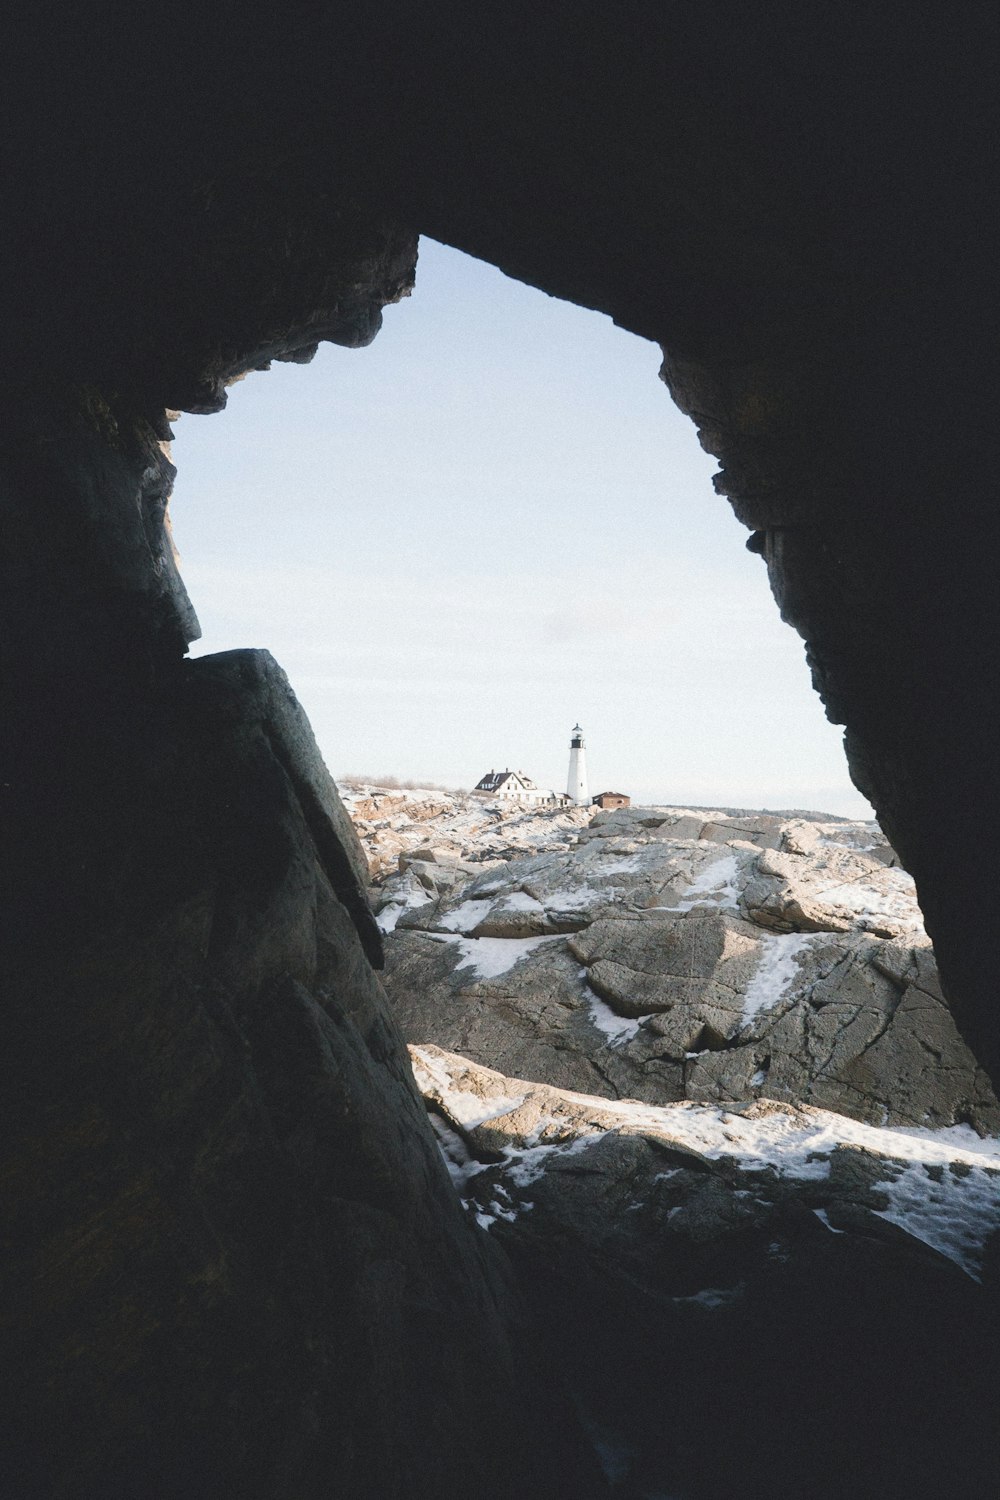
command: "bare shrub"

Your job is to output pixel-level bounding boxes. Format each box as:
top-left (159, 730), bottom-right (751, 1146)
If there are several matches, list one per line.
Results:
top-left (338, 773), bottom-right (469, 795)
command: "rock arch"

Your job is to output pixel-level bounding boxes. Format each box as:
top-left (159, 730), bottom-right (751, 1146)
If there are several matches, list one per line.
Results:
top-left (2, 4), bottom-right (998, 1494)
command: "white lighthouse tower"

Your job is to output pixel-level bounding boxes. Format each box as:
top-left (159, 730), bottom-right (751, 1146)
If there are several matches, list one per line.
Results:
top-left (566, 723), bottom-right (590, 806)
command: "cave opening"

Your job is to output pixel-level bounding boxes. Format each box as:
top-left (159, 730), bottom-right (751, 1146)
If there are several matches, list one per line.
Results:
top-left (6, 10), bottom-right (1000, 1496)
top-left (169, 238), bottom-right (871, 820)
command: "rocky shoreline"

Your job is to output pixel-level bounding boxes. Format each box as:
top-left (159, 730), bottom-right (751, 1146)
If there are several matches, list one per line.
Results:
top-left (342, 783), bottom-right (1000, 1497)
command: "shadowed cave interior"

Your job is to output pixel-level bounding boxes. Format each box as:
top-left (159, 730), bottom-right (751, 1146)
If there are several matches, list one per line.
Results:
top-left (3, 4), bottom-right (999, 1497)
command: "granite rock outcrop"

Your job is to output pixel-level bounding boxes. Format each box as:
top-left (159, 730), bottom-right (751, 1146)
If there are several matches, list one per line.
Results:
top-left (351, 791), bottom-right (999, 1134)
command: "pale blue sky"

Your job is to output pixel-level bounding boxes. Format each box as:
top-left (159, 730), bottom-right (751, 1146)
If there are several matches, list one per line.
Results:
top-left (169, 238), bottom-right (872, 817)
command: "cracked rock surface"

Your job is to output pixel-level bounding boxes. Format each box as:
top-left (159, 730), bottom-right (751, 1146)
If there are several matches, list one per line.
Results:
top-left (344, 789), bottom-right (999, 1132)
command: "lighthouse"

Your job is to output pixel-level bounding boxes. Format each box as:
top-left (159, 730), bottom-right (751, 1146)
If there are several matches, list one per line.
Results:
top-left (566, 723), bottom-right (590, 806)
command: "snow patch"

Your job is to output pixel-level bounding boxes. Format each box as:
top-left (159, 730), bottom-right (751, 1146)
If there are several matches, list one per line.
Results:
top-left (541, 883), bottom-right (604, 910)
top-left (872, 1161), bottom-right (1000, 1279)
top-left (428, 1112), bottom-right (488, 1197)
top-left (590, 855), bottom-right (646, 876)
top-left (681, 853), bottom-right (740, 908)
top-left (576, 1410), bottom-right (638, 1488)
top-left (443, 933), bottom-right (562, 980)
top-left (436, 897), bottom-right (494, 933)
top-left (741, 933), bottom-right (815, 1024)
top-left (500, 1130), bottom-right (605, 1187)
top-left (813, 867), bottom-right (923, 932)
top-left (374, 873), bottom-right (432, 933)
top-left (375, 903), bottom-right (406, 934)
top-left (652, 854), bottom-right (741, 913)
top-left (882, 1121), bottom-right (1000, 1163)
top-left (413, 1049), bottom-right (527, 1129)
top-left (496, 889), bottom-right (546, 912)
top-left (581, 971), bottom-right (642, 1045)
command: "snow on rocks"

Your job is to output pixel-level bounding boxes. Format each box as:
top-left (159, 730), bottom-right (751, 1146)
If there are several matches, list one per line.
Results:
top-left (410, 1046), bottom-right (1000, 1499)
top-left (435, 897), bottom-right (496, 933)
top-left (440, 933), bottom-right (564, 982)
top-left (739, 932), bottom-right (818, 1024)
top-left (668, 852), bottom-right (741, 911)
top-left (872, 1158), bottom-right (1000, 1278)
top-left (581, 971), bottom-right (644, 1046)
top-left (411, 1044), bottom-right (1000, 1278)
top-left (413, 1044), bottom-right (528, 1128)
top-left (345, 785), bottom-right (999, 1132)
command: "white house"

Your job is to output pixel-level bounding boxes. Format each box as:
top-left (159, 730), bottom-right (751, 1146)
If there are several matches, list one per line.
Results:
top-left (472, 769), bottom-right (568, 806)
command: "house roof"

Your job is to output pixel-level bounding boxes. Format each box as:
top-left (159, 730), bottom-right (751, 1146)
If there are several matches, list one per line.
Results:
top-left (593, 791), bottom-right (629, 800)
top-left (474, 771), bottom-right (508, 790)
top-left (474, 769), bottom-right (540, 791)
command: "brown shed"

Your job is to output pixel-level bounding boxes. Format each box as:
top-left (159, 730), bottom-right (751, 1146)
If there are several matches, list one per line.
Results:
top-left (592, 791), bottom-right (630, 810)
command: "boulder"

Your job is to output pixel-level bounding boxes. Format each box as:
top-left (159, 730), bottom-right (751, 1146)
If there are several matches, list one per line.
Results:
top-left (396, 858), bottom-right (468, 896)
top-left (401, 843), bottom-right (467, 866)
top-left (700, 813), bottom-right (786, 849)
top-left (569, 910), bottom-right (760, 1027)
top-left (740, 842), bottom-right (915, 936)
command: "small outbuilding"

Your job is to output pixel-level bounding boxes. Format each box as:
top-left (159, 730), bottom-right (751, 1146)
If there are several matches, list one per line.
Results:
top-left (592, 791), bottom-right (630, 810)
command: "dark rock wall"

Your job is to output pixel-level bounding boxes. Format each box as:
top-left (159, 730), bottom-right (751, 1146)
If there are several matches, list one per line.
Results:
top-left (0, 407), bottom-right (601, 1497)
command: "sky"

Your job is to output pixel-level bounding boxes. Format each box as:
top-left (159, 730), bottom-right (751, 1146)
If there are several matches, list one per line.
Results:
top-left (169, 237), bottom-right (873, 818)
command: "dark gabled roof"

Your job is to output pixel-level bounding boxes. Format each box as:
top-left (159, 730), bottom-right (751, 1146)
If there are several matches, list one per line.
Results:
top-left (593, 791), bottom-right (629, 800)
top-left (474, 770), bottom-right (512, 790)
